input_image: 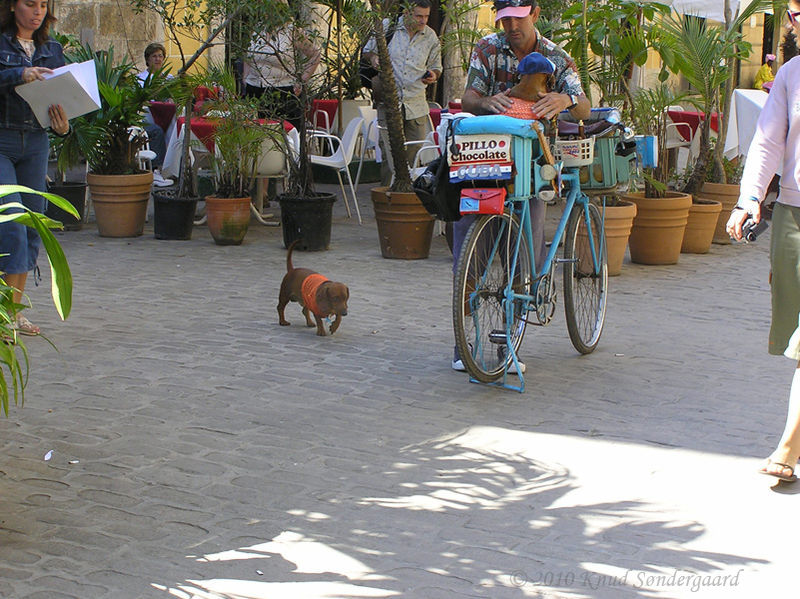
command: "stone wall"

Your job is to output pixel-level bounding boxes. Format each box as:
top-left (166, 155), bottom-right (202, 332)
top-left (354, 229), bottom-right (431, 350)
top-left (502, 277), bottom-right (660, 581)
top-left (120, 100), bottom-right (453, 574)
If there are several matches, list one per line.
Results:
top-left (52, 0), bottom-right (221, 74)
top-left (54, 0), bottom-right (164, 71)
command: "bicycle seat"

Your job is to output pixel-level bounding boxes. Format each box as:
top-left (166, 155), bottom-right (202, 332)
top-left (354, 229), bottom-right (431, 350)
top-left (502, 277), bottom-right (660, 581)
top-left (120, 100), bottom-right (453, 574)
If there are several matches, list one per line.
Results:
top-left (451, 114), bottom-right (542, 139)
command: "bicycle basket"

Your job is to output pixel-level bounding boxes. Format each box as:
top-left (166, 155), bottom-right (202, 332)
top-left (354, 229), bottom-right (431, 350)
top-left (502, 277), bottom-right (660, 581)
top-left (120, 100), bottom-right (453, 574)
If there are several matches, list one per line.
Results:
top-left (554, 138), bottom-right (595, 167)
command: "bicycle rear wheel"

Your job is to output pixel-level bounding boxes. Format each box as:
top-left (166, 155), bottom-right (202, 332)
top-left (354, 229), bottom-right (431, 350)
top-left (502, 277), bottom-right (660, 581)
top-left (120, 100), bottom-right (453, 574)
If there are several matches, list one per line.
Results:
top-left (563, 201), bottom-right (607, 354)
top-left (453, 212), bottom-right (532, 382)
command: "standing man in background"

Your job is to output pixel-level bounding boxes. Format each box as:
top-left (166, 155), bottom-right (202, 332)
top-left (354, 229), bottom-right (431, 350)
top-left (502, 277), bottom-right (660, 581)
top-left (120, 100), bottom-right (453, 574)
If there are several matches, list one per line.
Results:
top-left (363, 0), bottom-right (441, 186)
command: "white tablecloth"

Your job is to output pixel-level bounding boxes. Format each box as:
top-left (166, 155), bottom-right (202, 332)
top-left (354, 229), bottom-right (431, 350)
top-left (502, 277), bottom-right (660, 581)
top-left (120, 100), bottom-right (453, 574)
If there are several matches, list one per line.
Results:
top-left (724, 88), bottom-right (769, 160)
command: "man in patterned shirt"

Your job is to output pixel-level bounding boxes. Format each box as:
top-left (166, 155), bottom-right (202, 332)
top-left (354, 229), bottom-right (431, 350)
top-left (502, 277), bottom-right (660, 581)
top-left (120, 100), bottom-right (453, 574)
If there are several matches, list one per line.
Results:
top-left (363, 0), bottom-right (442, 185)
top-left (462, 0), bottom-right (589, 120)
top-left (451, 0), bottom-right (589, 373)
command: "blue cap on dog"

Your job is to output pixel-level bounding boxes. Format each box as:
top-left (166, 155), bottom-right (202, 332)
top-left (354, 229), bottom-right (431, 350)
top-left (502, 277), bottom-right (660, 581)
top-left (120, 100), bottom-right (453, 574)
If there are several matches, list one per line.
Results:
top-left (517, 52), bottom-right (555, 75)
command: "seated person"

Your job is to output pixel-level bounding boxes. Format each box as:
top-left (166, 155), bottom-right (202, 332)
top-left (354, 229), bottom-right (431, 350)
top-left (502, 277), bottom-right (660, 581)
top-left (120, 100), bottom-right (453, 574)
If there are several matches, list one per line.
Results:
top-left (138, 42), bottom-right (174, 185)
top-left (504, 52), bottom-right (555, 120)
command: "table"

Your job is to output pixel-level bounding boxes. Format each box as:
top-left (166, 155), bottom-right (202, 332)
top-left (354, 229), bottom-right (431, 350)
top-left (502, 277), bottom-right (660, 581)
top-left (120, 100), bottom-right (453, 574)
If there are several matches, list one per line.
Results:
top-left (667, 109), bottom-right (720, 138)
top-left (723, 88), bottom-right (769, 161)
top-left (149, 101), bottom-right (177, 133)
top-left (310, 99), bottom-right (338, 131)
top-left (161, 117), bottom-right (294, 179)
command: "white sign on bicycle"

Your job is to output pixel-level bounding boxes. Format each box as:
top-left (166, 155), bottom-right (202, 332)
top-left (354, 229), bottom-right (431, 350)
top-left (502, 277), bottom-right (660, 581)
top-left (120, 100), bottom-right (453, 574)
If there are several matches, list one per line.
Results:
top-left (449, 134), bottom-right (513, 182)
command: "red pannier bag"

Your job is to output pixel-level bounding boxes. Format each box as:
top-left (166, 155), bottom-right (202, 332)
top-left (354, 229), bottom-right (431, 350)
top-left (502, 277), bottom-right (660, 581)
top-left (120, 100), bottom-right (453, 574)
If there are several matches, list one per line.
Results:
top-left (459, 188), bottom-right (507, 215)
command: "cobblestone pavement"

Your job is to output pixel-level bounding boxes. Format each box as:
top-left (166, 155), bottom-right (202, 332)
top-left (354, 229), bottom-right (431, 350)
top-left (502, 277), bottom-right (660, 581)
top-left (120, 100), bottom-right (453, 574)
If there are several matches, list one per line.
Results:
top-left (1, 185), bottom-right (798, 599)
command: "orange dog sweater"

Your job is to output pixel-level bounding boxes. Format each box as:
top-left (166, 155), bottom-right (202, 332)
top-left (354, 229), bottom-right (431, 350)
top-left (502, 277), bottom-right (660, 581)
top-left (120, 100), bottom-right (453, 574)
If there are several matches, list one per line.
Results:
top-left (301, 273), bottom-right (329, 317)
top-left (504, 98), bottom-right (544, 120)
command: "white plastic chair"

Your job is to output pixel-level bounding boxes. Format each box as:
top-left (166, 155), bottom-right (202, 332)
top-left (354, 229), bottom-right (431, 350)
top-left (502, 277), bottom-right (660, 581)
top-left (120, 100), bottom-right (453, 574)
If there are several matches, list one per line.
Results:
top-left (129, 126), bottom-right (156, 172)
top-left (309, 116), bottom-right (364, 224)
top-left (251, 126), bottom-right (294, 227)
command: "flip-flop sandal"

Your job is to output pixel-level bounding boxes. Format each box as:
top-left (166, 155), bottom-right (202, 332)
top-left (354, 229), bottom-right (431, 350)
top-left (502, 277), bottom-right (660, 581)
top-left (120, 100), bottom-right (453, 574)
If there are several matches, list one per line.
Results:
top-left (759, 460), bottom-right (797, 483)
top-left (13, 315), bottom-right (40, 336)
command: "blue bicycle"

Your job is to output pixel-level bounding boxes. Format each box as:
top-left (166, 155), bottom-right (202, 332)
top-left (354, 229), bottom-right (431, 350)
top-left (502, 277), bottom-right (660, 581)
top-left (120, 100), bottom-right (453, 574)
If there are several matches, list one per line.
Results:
top-left (451, 113), bottom-right (631, 391)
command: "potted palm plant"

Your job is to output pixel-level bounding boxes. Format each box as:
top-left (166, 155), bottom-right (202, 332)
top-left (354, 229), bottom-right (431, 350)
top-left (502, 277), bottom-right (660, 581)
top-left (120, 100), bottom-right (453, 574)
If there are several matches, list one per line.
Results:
top-left (655, 0), bottom-right (770, 199)
top-left (369, 10), bottom-right (435, 260)
top-left (200, 69), bottom-right (275, 245)
top-left (56, 44), bottom-right (167, 237)
top-left (622, 84), bottom-right (693, 265)
top-left (131, 0), bottom-right (271, 240)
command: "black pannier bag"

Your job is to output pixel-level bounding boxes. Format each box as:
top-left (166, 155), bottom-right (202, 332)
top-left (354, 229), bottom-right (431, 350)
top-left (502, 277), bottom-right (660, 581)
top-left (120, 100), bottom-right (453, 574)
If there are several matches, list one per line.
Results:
top-left (413, 153), bottom-right (463, 222)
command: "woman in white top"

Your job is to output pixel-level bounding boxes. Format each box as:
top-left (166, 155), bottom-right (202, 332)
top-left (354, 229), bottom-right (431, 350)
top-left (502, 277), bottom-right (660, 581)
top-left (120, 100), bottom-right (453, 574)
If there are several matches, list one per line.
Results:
top-left (727, 0), bottom-right (800, 483)
top-left (243, 10), bottom-right (320, 129)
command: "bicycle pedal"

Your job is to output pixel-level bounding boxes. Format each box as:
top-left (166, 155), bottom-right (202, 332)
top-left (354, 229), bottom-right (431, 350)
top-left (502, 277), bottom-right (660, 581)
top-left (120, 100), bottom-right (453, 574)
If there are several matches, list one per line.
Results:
top-left (488, 330), bottom-right (508, 344)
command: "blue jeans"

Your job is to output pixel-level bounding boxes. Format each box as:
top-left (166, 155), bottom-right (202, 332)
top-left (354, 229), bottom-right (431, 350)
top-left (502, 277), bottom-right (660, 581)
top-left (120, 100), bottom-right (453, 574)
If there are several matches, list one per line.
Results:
top-left (0, 128), bottom-right (49, 274)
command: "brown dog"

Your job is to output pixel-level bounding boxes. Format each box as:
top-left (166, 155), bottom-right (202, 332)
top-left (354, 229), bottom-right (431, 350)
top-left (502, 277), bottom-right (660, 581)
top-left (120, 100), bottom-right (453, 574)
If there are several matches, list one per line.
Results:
top-left (277, 240), bottom-right (349, 336)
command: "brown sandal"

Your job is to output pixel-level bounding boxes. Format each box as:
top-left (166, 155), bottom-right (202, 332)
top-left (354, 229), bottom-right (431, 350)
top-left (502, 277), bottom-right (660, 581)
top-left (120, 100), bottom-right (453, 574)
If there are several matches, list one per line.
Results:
top-left (759, 459), bottom-right (797, 483)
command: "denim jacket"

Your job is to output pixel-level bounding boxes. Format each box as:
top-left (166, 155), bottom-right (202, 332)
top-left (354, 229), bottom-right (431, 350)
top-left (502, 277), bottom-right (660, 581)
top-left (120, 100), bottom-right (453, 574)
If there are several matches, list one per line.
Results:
top-left (0, 31), bottom-right (65, 131)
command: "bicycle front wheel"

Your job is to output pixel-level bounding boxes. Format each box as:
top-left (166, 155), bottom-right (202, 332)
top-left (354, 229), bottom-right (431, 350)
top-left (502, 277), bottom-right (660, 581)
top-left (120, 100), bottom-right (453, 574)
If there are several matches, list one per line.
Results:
top-left (453, 212), bottom-right (532, 382)
top-left (563, 201), bottom-right (608, 354)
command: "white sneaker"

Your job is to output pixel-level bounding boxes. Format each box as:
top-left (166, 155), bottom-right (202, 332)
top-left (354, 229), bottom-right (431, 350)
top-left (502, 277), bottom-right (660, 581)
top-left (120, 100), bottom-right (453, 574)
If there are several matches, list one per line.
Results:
top-left (452, 359), bottom-right (466, 371)
top-left (507, 360), bottom-right (526, 374)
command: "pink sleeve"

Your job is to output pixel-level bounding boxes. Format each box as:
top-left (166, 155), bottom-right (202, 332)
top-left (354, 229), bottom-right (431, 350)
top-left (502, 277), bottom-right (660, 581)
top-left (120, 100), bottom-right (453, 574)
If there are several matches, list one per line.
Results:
top-left (739, 68), bottom-right (789, 202)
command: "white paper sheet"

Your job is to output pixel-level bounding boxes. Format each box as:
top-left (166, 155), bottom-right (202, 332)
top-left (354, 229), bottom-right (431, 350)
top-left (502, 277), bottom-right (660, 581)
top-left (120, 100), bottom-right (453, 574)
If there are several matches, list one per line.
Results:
top-left (15, 59), bottom-right (100, 128)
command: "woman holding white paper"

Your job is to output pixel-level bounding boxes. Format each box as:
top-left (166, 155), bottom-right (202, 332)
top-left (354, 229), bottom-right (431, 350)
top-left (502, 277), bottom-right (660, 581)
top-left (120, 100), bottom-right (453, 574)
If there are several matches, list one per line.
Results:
top-left (0, 0), bottom-right (69, 336)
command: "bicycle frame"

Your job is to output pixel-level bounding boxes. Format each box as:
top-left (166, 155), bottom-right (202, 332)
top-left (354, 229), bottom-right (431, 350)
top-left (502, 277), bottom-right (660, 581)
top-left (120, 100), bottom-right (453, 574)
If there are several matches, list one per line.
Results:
top-left (462, 131), bottom-right (606, 392)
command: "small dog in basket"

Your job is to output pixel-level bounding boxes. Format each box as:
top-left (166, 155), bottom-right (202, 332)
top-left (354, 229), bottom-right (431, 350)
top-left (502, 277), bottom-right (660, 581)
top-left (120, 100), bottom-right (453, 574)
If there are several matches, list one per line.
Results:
top-left (277, 240), bottom-right (349, 336)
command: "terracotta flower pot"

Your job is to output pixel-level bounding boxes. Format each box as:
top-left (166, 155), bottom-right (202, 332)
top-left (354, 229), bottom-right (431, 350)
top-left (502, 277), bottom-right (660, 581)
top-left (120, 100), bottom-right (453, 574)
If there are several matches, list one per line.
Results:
top-left (599, 199), bottom-right (637, 276)
top-left (205, 195), bottom-right (251, 245)
top-left (696, 182), bottom-right (739, 245)
top-left (370, 186), bottom-right (435, 259)
top-left (87, 172), bottom-right (153, 237)
top-left (622, 190), bottom-right (692, 265)
top-left (681, 198), bottom-right (723, 254)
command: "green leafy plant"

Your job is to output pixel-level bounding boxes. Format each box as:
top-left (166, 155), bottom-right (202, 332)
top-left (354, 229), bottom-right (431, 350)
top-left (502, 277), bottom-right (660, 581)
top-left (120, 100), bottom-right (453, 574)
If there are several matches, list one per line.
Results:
top-left (654, 0), bottom-right (771, 191)
top-left (200, 67), bottom-right (276, 199)
top-left (0, 185), bottom-right (77, 415)
top-left (556, 0), bottom-right (671, 116)
top-left (630, 83), bottom-right (692, 197)
top-left (131, 0), bottom-right (265, 198)
top-left (316, 0), bottom-right (375, 100)
top-left (55, 43), bottom-right (170, 176)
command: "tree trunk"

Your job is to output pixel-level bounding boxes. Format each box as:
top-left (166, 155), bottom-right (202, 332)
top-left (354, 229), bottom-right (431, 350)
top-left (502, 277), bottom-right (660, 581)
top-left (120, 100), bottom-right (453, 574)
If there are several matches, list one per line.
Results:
top-left (712, 0), bottom-right (734, 183)
top-left (372, 13), bottom-right (412, 192)
top-left (681, 120), bottom-right (711, 195)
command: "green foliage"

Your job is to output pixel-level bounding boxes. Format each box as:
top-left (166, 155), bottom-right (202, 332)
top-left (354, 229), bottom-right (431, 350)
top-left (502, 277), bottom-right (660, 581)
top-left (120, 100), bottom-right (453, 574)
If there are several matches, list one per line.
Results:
top-left (199, 67), bottom-right (275, 199)
top-left (630, 84), bottom-right (692, 197)
top-left (316, 0), bottom-right (375, 99)
top-left (0, 185), bottom-right (77, 415)
top-left (556, 0), bottom-right (671, 117)
top-left (654, 0), bottom-right (772, 192)
top-left (440, 0), bottom-right (494, 76)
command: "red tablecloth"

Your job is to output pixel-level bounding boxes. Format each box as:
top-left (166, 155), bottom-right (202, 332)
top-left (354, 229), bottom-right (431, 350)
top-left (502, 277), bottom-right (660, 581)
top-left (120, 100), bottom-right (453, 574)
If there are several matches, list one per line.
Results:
top-left (448, 100), bottom-right (462, 112)
top-left (149, 101), bottom-right (176, 132)
top-left (310, 99), bottom-right (338, 130)
top-left (667, 109), bottom-right (720, 137)
top-left (176, 117), bottom-right (293, 152)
